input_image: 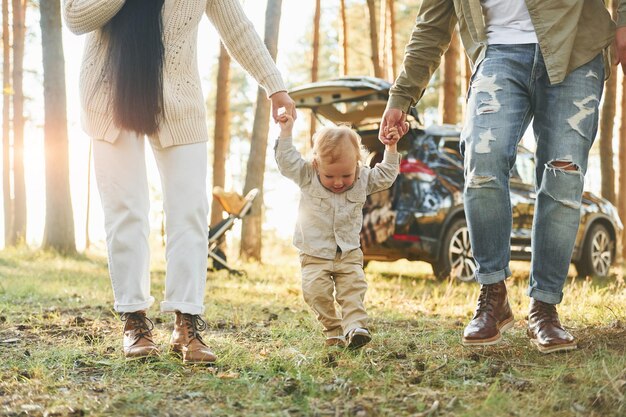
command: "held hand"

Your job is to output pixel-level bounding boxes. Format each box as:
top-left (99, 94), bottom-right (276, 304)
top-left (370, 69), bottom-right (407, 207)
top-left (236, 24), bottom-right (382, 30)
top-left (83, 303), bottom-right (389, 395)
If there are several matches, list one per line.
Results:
top-left (379, 108), bottom-right (408, 145)
top-left (384, 126), bottom-right (401, 153)
top-left (614, 26), bottom-right (626, 74)
top-left (277, 111), bottom-right (294, 139)
top-left (386, 126), bottom-right (401, 145)
top-left (270, 91), bottom-right (297, 122)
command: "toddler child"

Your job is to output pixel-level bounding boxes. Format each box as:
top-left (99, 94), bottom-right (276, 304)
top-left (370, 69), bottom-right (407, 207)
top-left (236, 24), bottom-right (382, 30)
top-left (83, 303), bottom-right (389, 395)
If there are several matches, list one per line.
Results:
top-left (274, 113), bottom-right (401, 348)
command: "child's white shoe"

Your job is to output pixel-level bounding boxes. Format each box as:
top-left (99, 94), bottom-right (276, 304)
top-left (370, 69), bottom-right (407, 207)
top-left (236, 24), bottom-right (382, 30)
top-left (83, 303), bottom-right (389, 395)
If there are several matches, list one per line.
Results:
top-left (346, 328), bottom-right (371, 349)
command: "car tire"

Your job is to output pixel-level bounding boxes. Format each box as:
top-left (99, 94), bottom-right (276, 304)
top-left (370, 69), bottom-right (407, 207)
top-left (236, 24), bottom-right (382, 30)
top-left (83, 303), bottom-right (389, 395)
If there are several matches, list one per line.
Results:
top-left (574, 223), bottom-right (614, 278)
top-left (432, 218), bottom-right (476, 282)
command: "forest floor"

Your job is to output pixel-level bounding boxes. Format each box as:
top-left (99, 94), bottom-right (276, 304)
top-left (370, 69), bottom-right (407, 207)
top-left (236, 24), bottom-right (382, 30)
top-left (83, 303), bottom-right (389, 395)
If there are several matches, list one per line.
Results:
top-left (0, 247), bottom-right (624, 417)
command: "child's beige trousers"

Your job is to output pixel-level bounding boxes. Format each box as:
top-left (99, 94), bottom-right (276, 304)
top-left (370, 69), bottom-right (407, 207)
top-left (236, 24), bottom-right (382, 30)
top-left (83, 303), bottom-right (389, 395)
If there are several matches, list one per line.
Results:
top-left (299, 248), bottom-right (368, 337)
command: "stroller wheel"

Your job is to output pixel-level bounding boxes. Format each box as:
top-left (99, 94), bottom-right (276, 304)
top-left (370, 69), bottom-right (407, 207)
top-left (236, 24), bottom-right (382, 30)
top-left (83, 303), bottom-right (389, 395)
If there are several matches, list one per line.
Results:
top-left (211, 248), bottom-right (228, 271)
top-left (230, 269), bottom-right (247, 278)
top-left (208, 248), bottom-right (246, 277)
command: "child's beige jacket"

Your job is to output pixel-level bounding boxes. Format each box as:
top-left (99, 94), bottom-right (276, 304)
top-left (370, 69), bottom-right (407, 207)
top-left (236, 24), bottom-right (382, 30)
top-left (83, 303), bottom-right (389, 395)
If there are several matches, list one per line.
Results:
top-left (275, 138), bottom-right (400, 260)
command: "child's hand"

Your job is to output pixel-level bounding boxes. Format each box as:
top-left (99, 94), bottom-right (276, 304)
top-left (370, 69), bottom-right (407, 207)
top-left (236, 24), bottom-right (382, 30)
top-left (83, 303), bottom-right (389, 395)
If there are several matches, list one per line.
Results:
top-left (385, 126), bottom-right (401, 145)
top-left (277, 109), bottom-right (294, 139)
top-left (384, 126), bottom-right (402, 153)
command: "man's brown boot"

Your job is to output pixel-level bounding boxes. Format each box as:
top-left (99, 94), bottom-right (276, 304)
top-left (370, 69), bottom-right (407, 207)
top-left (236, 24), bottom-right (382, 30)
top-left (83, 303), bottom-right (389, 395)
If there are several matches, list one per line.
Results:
top-left (462, 281), bottom-right (514, 346)
top-left (170, 312), bottom-right (217, 364)
top-left (121, 311), bottom-right (160, 359)
top-left (527, 298), bottom-right (576, 354)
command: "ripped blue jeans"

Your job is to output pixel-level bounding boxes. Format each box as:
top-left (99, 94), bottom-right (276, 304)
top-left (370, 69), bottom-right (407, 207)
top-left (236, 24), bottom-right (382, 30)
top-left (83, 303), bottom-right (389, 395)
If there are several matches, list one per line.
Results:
top-left (461, 44), bottom-right (604, 304)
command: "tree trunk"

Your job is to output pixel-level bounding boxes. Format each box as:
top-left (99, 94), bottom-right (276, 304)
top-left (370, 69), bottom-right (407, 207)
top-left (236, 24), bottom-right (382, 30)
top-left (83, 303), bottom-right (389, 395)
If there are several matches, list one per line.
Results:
top-left (310, 0), bottom-right (320, 143)
top-left (439, 29), bottom-right (460, 124)
top-left (366, 0), bottom-right (382, 78)
top-left (210, 43), bottom-right (232, 228)
top-left (599, 0), bottom-right (617, 203)
top-left (11, 0), bottom-right (26, 244)
top-left (378, 0), bottom-right (387, 79)
top-left (2, 0), bottom-right (12, 246)
top-left (40, 0), bottom-right (76, 255)
top-left (85, 141), bottom-right (91, 250)
top-left (619, 75), bottom-right (626, 260)
top-left (240, 0), bottom-right (282, 262)
top-left (599, 70), bottom-right (616, 203)
top-left (340, 0), bottom-right (348, 76)
top-left (461, 53), bottom-right (471, 119)
top-left (387, 0), bottom-right (397, 80)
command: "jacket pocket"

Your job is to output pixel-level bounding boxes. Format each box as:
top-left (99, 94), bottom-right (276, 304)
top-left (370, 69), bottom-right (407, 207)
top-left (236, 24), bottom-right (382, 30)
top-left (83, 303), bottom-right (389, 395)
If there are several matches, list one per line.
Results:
top-left (347, 191), bottom-right (366, 216)
top-left (304, 194), bottom-right (331, 212)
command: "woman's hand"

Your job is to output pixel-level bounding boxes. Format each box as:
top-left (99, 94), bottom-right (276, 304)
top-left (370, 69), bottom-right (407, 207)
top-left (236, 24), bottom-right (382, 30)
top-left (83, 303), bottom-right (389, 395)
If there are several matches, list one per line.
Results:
top-left (270, 91), bottom-right (297, 122)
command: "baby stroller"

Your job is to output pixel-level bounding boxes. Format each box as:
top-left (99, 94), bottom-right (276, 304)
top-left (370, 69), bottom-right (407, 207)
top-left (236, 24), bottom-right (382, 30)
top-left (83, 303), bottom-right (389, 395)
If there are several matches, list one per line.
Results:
top-left (208, 187), bottom-right (259, 276)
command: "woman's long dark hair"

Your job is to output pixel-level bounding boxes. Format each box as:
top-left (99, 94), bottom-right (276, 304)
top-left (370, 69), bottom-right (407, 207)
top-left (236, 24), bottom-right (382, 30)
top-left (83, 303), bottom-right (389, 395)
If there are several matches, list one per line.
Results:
top-left (104, 0), bottom-right (165, 136)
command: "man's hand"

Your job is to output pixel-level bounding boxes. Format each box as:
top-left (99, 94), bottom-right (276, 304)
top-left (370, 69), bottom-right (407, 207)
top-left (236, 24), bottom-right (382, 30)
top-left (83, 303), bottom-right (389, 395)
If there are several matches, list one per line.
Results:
top-left (614, 26), bottom-right (626, 74)
top-left (379, 108), bottom-right (409, 145)
top-left (270, 91), bottom-right (297, 122)
top-left (384, 126), bottom-right (401, 153)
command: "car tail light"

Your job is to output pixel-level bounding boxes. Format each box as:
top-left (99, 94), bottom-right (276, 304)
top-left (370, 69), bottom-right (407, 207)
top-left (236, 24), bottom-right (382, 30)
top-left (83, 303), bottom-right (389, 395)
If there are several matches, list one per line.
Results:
top-left (400, 159), bottom-right (436, 182)
top-left (392, 234), bottom-right (421, 242)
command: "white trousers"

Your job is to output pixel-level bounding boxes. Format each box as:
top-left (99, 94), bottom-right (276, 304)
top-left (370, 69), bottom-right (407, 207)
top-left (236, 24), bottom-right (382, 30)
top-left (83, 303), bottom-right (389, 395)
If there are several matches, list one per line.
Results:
top-left (92, 133), bottom-right (209, 314)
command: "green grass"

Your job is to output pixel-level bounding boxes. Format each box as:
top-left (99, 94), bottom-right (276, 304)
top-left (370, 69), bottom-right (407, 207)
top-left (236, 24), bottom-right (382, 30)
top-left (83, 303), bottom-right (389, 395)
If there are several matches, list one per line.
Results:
top-left (0, 247), bottom-right (624, 416)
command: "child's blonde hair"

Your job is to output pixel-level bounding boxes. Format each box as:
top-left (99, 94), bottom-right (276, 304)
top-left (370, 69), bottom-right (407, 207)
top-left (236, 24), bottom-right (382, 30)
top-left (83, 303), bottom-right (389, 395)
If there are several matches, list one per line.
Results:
top-left (311, 125), bottom-right (369, 166)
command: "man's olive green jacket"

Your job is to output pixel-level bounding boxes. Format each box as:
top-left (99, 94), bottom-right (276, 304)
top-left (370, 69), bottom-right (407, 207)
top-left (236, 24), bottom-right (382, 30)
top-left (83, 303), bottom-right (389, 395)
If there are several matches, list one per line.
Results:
top-left (389, 0), bottom-right (624, 111)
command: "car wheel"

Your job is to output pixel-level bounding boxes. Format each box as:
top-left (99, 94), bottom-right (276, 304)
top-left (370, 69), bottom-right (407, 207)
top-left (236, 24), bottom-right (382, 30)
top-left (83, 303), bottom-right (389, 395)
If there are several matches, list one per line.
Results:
top-left (432, 218), bottom-right (476, 282)
top-left (574, 223), bottom-right (614, 278)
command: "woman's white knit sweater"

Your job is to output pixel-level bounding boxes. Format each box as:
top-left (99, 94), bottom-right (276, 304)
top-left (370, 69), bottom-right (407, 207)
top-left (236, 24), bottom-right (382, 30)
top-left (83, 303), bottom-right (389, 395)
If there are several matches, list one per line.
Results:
top-left (63, 0), bottom-right (287, 147)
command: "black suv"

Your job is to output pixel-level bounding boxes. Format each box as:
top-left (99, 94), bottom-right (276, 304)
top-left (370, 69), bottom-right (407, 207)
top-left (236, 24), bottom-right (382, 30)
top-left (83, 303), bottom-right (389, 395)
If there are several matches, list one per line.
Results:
top-left (290, 77), bottom-right (623, 281)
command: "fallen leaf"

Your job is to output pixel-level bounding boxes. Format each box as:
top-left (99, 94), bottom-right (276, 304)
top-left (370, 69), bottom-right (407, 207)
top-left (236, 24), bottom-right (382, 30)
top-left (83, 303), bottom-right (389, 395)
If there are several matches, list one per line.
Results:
top-left (217, 371), bottom-right (239, 379)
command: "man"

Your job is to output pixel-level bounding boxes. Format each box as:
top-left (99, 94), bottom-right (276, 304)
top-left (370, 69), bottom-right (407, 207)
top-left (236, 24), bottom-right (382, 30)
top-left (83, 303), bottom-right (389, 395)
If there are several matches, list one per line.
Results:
top-left (380, 0), bottom-right (626, 353)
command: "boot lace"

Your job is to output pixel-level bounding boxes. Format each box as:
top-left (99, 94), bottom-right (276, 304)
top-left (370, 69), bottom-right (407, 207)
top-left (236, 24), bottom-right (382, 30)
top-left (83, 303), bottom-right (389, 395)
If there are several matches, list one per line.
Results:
top-left (121, 312), bottom-right (155, 340)
top-left (182, 314), bottom-right (207, 342)
top-left (474, 284), bottom-right (499, 319)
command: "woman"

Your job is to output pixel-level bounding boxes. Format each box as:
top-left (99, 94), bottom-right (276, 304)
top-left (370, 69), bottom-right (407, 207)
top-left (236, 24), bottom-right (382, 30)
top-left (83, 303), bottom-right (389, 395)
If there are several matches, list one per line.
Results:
top-left (63, 0), bottom-right (295, 364)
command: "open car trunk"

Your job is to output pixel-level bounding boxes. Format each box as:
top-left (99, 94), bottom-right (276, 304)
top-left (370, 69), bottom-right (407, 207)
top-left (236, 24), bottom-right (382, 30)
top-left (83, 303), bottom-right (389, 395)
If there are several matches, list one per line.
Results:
top-left (289, 77), bottom-right (420, 129)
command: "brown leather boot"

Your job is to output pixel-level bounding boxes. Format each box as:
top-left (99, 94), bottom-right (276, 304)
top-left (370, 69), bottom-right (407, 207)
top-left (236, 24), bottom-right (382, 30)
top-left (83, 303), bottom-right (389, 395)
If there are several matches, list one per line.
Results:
top-left (527, 298), bottom-right (576, 354)
top-left (462, 281), bottom-right (514, 346)
top-left (170, 312), bottom-right (217, 364)
top-left (121, 311), bottom-right (160, 359)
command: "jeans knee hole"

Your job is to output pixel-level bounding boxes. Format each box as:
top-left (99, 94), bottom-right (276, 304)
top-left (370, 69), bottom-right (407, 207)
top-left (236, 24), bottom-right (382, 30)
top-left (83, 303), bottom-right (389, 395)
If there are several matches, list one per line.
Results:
top-left (467, 174), bottom-right (497, 188)
top-left (547, 159), bottom-right (580, 172)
